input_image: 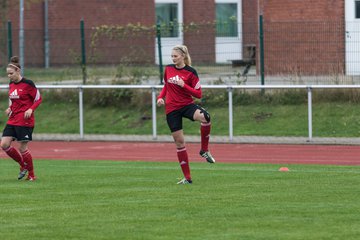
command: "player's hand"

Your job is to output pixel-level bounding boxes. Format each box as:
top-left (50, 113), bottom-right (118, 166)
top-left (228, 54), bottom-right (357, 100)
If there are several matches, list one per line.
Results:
top-left (24, 109), bottom-right (33, 119)
top-left (157, 98), bottom-right (165, 106)
top-left (5, 108), bottom-right (11, 116)
top-left (176, 79), bottom-right (185, 87)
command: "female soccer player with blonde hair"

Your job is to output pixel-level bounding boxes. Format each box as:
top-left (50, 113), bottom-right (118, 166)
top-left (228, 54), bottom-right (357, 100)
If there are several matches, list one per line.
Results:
top-left (157, 45), bottom-right (215, 184)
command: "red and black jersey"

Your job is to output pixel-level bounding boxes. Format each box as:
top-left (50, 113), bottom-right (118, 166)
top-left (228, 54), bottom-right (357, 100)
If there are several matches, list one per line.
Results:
top-left (157, 64), bottom-right (202, 114)
top-left (7, 78), bottom-right (42, 127)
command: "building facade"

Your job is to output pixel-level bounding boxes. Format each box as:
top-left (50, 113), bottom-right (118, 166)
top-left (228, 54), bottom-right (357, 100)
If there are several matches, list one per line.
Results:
top-left (2, 0), bottom-right (255, 67)
top-left (2, 0), bottom-right (359, 76)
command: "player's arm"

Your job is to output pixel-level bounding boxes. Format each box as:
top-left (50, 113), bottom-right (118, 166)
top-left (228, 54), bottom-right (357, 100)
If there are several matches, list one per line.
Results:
top-left (24, 87), bottom-right (42, 119)
top-left (157, 84), bottom-right (167, 106)
top-left (182, 81), bottom-right (202, 99)
top-left (157, 69), bottom-right (168, 106)
top-left (29, 88), bottom-right (42, 111)
top-left (6, 100), bottom-right (12, 116)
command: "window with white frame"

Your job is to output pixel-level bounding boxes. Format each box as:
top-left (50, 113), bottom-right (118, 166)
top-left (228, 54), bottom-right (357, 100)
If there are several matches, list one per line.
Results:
top-left (216, 1), bottom-right (239, 37)
top-left (356, 0), bottom-right (360, 18)
top-left (155, 1), bottom-right (180, 37)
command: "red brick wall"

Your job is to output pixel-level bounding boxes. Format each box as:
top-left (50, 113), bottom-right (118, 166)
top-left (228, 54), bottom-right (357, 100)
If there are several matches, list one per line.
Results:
top-left (242, 0), bottom-right (258, 62)
top-left (52, 0), bottom-right (155, 66)
top-left (183, 0), bottom-right (216, 63)
top-left (2, 0), bottom-right (346, 76)
top-left (242, 0), bottom-right (258, 45)
top-left (5, 1), bottom-right (45, 66)
top-left (3, 0), bottom-right (247, 67)
top-left (48, 0), bottom-right (155, 28)
top-left (259, 0), bottom-right (345, 75)
top-left (5, 0), bottom-right (156, 66)
top-left (261, 0), bottom-right (342, 21)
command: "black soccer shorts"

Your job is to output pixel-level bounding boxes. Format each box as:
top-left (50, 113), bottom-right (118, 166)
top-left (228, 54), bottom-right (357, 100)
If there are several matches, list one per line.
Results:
top-left (166, 104), bottom-right (207, 132)
top-left (2, 124), bottom-right (34, 141)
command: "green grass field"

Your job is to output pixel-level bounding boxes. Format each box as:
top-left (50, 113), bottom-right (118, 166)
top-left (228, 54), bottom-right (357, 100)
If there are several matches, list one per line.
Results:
top-left (1, 159), bottom-right (359, 240)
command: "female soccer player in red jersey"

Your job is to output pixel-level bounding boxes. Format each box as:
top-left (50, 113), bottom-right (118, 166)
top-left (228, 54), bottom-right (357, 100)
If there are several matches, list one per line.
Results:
top-left (1, 56), bottom-right (42, 181)
top-left (157, 45), bottom-right (215, 185)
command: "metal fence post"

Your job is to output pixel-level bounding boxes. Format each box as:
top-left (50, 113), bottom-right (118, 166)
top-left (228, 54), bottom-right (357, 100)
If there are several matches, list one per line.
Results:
top-left (156, 22), bottom-right (164, 84)
top-left (7, 21), bottom-right (12, 61)
top-left (152, 87), bottom-right (157, 140)
top-left (307, 86), bottom-right (313, 141)
top-left (259, 15), bottom-right (265, 86)
top-left (44, 0), bottom-right (50, 68)
top-left (19, 0), bottom-right (25, 74)
top-left (80, 19), bottom-right (87, 84)
top-left (79, 87), bottom-right (84, 139)
top-left (228, 87), bottom-right (234, 141)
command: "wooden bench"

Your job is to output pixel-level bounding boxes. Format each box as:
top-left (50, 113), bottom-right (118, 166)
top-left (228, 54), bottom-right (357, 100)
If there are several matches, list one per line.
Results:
top-left (230, 44), bottom-right (256, 68)
top-left (230, 59), bottom-right (255, 67)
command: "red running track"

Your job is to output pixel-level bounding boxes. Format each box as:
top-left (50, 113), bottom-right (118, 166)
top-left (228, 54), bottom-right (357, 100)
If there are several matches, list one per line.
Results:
top-left (0, 141), bottom-right (359, 165)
